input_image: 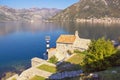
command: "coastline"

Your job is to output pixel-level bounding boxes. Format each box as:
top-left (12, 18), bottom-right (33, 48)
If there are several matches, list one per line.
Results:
top-left (76, 18), bottom-right (120, 24)
top-left (1, 18), bottom-right (120, 24)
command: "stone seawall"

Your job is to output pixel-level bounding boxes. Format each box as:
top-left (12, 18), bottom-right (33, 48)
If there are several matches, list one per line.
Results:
top-left (31, 57), bottom-right (46, 67)
top-left (17, 58), bottom-right (56, 80)
top-left (7, 57), bottom-right (56, 80)
top-left (17, 67), bottom-right (53, 80)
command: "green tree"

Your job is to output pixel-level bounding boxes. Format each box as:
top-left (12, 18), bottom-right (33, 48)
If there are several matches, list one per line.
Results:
top-left (83, 37), bottom-right (117, 72)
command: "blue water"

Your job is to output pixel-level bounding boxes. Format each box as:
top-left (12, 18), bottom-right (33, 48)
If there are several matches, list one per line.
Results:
top-left (0, 21), bottom-right (120, 76)
top-left (0, 21), bottom-right (68, 76)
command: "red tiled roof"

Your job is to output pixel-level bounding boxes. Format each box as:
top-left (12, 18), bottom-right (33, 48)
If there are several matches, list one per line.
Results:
top-left (56, 35), bottom-right (76, 44)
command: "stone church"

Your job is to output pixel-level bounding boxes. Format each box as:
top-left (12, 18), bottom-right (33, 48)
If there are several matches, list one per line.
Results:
top-left (48, 31), bottom-right (90, 61)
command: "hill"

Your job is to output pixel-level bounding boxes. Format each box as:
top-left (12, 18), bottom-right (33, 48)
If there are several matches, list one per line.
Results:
top-left (51, 0), bottom-right (120, 21)
top-left (0, 6), bottom-right (61, 22)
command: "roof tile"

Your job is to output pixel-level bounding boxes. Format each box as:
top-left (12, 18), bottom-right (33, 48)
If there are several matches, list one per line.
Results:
top-left (56, 35), bottom-right (76, 43)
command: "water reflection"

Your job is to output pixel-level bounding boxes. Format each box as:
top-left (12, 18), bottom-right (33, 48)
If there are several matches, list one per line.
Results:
top-left (0, 21), bottom-right (120, 40)
top-left (0, 21), bottom-right (63, 36)
top-left (55, 21), bottom-right (120, 40)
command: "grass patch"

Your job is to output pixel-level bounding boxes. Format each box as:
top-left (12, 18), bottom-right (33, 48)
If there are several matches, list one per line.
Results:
top-left (37, 64), bottom-right (56, 73)
top-left (67, 53), bottom-right (85, 65)
top-left (30, 75), bottom-right (45, 80)
top-left (12, 78), bottom-right (16, 80)
top-left (57, 53), bottom-right (85, 72)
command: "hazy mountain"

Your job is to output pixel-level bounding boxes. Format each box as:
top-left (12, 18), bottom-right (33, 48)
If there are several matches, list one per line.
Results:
top-left (0, 6), bottom-right (61, 22)
top-left (51, 0), bottom-right (120, 21)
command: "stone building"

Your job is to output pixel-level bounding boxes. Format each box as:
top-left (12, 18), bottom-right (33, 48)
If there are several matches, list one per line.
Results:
top-left (48, 31), bottom-right (91, 61)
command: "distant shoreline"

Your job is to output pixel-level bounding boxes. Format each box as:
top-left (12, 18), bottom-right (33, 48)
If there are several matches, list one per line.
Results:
top-left (76, 18), bottom-right (120, 24)
top-left (48, 18), bottom-right (120, 24)
top-left (1, 18), bottom-right (120, 24)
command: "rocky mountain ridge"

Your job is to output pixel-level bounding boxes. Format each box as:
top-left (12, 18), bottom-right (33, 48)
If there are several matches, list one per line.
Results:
top-left (51, 0), bottom-right (120, 21)
top-left (0, 6), bottom-right (61, 22)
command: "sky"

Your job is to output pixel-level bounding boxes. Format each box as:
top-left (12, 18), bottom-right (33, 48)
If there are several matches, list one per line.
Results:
top-left (0, 0), bottom-right (79, 9)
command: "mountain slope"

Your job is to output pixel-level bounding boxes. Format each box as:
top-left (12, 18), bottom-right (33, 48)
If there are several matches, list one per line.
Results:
top-left (0, 6), bottom-right (61, 22)
top-left (51, 0), bottom-right (120, 21)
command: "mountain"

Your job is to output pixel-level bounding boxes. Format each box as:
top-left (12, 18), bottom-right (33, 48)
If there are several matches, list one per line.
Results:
top-left (51, 0), bottom-right (120, 21)
top-left (0, 6), bottom-right (61, 22)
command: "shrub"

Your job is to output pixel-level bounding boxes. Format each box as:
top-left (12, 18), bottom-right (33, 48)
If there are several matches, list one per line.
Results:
top-left (49, 56), bottom-right (58, 64)
top-left (74, 49), bottom-right (81, 53)
top-left (82, 37), bottom-right (117, 72)
top-left (67, 50), bottom-right (73, 55)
